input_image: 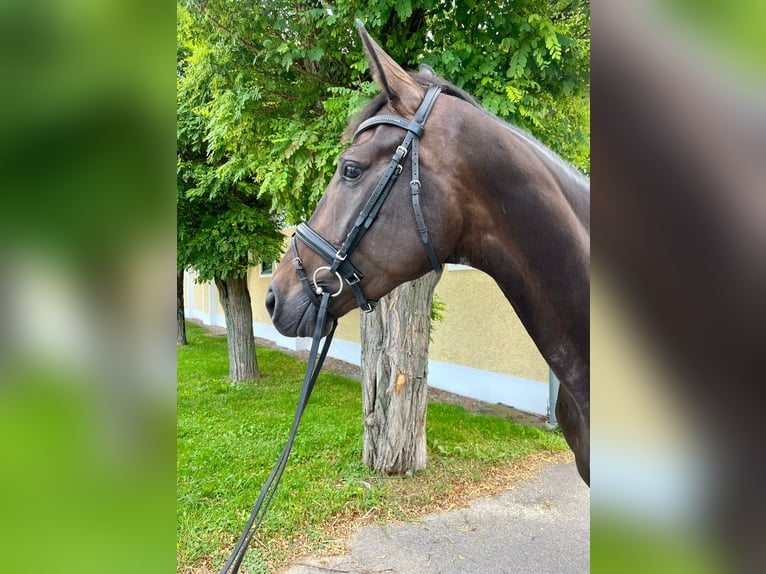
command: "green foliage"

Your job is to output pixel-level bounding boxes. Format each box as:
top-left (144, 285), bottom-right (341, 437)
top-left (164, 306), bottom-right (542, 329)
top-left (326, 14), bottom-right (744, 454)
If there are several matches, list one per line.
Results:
top-left (178, 322), bottom-right (567, 571)
top-left (176, 183), bottom-right (284, 281)
top-left (430, 292), bottom-right (446, 342)
top-left (177, 0), bottom-right (589, 235)
top-left (177, 3), bottom-right (284, 279)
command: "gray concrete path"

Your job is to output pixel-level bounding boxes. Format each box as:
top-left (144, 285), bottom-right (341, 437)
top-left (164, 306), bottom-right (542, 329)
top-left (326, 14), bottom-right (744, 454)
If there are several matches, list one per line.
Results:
top-left (284, 462), bottom-right (589, 573)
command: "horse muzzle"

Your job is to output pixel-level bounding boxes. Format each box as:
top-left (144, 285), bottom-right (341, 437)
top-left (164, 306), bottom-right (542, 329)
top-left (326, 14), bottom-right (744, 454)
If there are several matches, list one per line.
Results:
top-left (265, 283), bottom-right (334, 338)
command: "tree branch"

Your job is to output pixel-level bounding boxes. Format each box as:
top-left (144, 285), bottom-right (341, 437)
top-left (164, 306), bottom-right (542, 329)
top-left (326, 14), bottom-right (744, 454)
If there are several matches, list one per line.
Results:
top-left (192, 0), bottom-right (259, 53)
top-left (192, 1), bottom-right (341, 88)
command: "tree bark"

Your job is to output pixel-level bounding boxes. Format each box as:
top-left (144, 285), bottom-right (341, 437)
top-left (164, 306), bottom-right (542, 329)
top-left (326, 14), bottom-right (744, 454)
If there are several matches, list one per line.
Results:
top-left (361, 271), bottom-right (440, 475)
top-left (177, 270), bottom-right (188, 346)
top-left (214, 275), bottom-right (259, 381)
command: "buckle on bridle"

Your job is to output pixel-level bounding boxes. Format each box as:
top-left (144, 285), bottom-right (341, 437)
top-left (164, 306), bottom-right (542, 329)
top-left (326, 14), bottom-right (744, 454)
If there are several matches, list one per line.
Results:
top-left (345, 272), bottom-right (362, 286)
top-left (396, 145), bottom-right (408, 158)
top-left (360, 300), bottom-right (377, 313)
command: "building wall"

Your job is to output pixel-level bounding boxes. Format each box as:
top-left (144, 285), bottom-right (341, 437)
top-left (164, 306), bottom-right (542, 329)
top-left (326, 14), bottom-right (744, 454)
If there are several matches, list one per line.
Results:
top-left (185, 262), bottom-right (552, 416)
top-left (430, 266), bottom-right (548, 382)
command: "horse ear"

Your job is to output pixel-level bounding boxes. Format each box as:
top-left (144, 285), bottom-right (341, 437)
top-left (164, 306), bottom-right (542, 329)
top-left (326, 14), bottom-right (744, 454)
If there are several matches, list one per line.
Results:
top-left (355, 19), bottom-right (424, 115)
top-left (419, 64), bottom-right (436, 77)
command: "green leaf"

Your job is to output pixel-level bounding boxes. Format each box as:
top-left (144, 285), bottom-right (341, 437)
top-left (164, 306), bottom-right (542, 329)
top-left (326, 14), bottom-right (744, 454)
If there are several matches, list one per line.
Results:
top-left (395, 0), bottom-right (413, 20)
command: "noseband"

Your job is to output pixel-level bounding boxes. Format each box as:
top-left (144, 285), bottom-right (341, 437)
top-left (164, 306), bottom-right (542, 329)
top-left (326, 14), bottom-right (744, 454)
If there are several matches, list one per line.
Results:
top-left (291, 84), bottom-right (443, 313)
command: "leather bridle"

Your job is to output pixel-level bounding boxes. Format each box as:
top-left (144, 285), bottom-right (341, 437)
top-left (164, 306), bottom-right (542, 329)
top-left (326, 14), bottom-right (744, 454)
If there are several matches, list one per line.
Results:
top-left (219, 85), bottom-right (442, 574)
top-left (291, 84), bottom-right (443, 313)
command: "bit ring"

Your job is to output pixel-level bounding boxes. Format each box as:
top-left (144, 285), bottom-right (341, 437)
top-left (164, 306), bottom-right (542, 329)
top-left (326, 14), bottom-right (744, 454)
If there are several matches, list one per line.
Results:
top-left (312, 266), bottom-right (343, 297)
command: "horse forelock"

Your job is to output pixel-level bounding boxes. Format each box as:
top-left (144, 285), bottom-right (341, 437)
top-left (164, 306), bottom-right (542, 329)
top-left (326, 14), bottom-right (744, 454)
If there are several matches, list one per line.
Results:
top-left (344, 71), bottom-right (481, 141)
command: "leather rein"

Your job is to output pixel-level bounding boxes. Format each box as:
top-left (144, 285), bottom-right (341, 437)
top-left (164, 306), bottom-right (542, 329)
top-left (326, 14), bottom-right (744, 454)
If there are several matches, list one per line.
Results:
top-left (219, 85), bottom-right (442, 574)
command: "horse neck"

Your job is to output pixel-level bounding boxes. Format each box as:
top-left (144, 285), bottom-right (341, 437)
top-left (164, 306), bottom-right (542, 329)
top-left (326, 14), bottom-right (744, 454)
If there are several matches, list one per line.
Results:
top-left (452, 116), bottom-right (590, 393)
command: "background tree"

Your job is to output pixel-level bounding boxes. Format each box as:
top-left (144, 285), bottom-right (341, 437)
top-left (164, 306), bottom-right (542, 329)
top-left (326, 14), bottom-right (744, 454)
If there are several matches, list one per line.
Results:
top-left (178, 269), bottom-right (188, 346)
top-left (177, 0), bottom-right (589, 465)
top-left (349, 2), bottom-right (586, 470)
top-left (361, 272), bottom-right (440, 474)
top-left (177, 7), bottom-right (284, 380)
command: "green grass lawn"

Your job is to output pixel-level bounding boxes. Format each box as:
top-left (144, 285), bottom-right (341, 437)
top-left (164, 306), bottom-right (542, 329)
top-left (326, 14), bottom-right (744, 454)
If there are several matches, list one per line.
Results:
top-left (177, 322), bottom-right (567, 573)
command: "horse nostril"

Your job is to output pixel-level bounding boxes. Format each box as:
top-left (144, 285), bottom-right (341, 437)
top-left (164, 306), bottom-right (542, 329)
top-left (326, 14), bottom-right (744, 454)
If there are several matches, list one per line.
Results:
top-left (265, 286), bottom-right (277, 318)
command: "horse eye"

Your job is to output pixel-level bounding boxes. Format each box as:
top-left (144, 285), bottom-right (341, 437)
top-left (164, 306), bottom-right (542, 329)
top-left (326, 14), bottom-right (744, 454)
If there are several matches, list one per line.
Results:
top-left (343, 164), bottom-right (362, 180)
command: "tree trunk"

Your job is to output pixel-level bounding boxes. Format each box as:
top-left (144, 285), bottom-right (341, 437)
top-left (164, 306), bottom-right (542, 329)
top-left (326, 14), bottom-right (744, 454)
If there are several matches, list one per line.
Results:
top-left (177, 270), bottom-right (188, 346)
top-left (214, 275), bottom-right (259, 381)
top-left (361, 271), bottom-right (440, 475)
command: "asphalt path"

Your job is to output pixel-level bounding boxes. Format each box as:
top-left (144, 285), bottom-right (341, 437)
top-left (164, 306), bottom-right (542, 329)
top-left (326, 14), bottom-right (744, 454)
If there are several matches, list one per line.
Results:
top-left (284, 462), bottom-right (589, 573)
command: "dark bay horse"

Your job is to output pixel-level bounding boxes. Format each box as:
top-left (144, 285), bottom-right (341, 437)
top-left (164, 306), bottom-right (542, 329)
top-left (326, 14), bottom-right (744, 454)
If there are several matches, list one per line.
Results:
top-left (266, 22), bottom-right (590, 484)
